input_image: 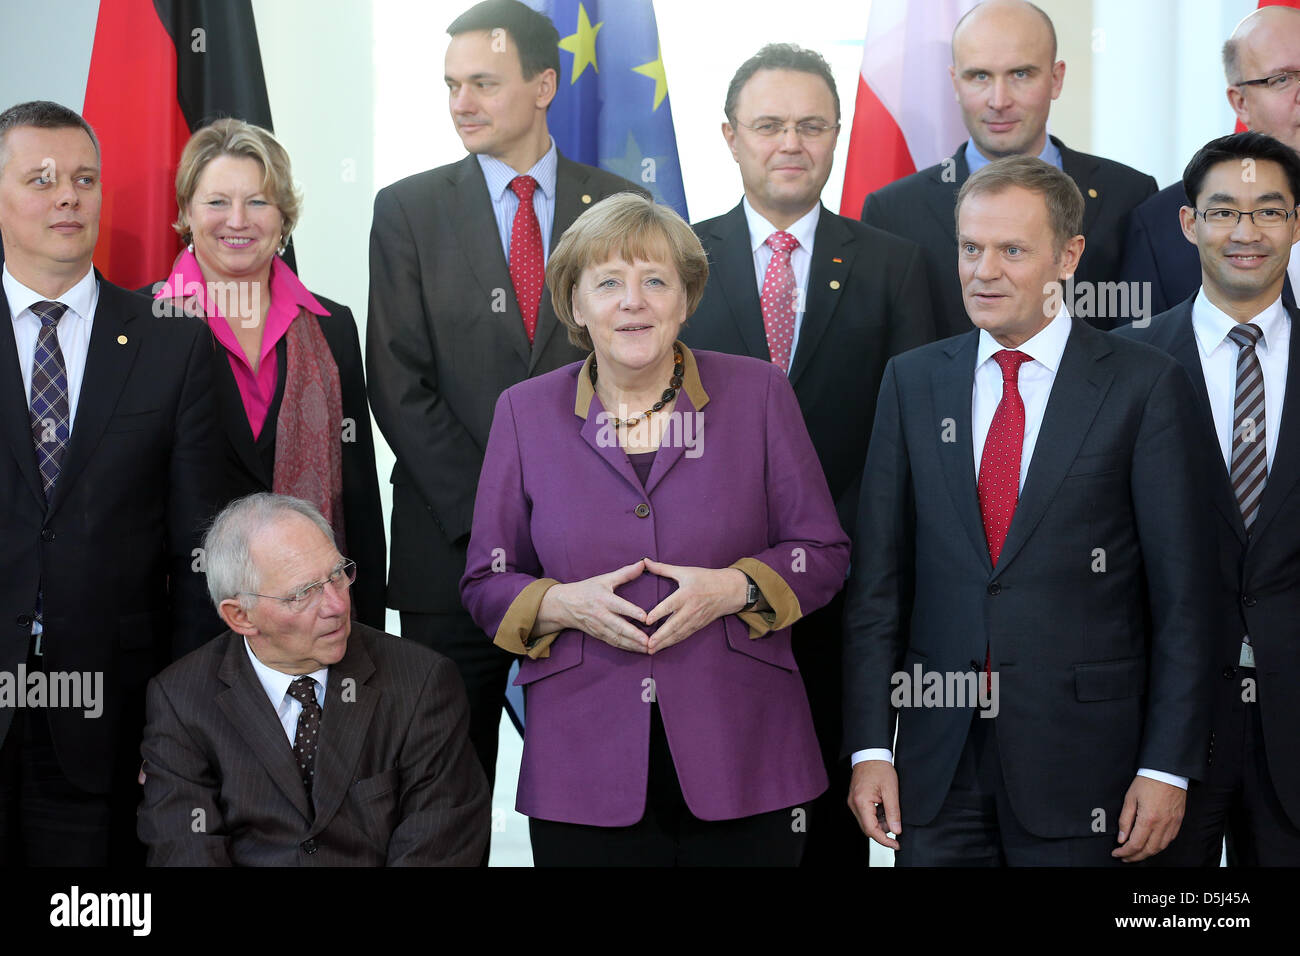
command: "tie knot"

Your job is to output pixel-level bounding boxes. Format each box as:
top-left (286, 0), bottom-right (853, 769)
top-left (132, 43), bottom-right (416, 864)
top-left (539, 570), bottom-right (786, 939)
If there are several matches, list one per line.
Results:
top-left (1227, 322), bottom-right (1263, 350)
top-left (510, 175), bottom-right (538, 201)
top-left (31, 301), bottom-right (68, 328)
top-left (765, 230), bottom-right (798, 255)
top-left (287, 676), bottom-right (317, 707)
top-left (993, 349), bottom-right (1032, 381)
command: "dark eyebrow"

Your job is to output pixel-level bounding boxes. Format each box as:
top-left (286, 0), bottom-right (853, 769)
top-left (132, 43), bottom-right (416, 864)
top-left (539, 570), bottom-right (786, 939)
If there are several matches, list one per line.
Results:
top-left (446, 71), bottom-right (500, 83)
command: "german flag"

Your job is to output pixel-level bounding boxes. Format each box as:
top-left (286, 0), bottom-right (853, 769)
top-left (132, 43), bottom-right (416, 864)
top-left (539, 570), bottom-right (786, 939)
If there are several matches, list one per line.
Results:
top-left (82, 0), bottom-right (276, 289)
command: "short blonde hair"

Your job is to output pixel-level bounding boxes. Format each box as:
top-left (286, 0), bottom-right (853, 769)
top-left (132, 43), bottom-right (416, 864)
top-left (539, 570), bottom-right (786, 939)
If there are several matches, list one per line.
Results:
top-left (547, 193), bottom-right (709, 350)
top-left (172, 118), bottom-right (302, 246)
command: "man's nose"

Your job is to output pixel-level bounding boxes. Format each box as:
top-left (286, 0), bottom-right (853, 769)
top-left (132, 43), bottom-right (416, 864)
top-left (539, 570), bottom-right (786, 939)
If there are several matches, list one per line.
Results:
top-left (320, 575), bottom-right (350, 616)
top-left (1230, 211), bottom-right (1264, 241)
top-left (973, 249), bottom-right (1000, 280)
top-left (989, 77), bottom-right (1012, 111)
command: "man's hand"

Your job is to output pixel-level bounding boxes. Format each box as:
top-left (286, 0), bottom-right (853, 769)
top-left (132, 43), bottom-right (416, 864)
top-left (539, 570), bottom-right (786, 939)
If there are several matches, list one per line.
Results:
top-left (848, 760), bottom-right (902, 850)
top-left (643, 561), bottom-right (748, 654)
top-left (1112, 775), bottom-right (1186, 861)
top-left (536, 560), bottom-right (651, 653)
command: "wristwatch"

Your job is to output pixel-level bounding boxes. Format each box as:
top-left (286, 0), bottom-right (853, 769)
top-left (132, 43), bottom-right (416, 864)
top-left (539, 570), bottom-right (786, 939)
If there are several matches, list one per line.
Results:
top-left (740, 573), bottom-right (760, 613)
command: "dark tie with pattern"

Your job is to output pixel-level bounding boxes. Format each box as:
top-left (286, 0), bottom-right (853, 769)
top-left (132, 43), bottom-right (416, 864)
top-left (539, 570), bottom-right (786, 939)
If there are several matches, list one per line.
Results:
top-left (287, 676), bottom-right (322, 800)
top-left (1227, 323), bottom-right (1267, 534)
top-left (28, 300), bottom-right (70, 500)
top-left (508, 174), bottom-right (544, 345)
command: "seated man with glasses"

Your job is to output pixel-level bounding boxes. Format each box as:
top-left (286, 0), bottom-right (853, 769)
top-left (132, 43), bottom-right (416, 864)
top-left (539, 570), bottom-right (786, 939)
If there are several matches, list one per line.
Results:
top-left (137, 493), bottom-right (490, 865)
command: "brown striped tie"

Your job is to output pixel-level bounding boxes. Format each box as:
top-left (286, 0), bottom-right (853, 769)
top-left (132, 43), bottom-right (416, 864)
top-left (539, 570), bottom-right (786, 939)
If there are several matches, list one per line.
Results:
top-left (1228, 323), bottom-right (1267, 533)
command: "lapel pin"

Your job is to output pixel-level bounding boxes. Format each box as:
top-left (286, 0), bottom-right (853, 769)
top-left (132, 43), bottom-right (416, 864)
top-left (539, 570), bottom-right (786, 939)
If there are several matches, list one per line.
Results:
top-left (832, 257), bottom-right (842, 264)
top-left (829, 280), bottom-right (841, 290)
top-left (581, 194), bottom-right (592, 204)
top-left (1088, 188), bottom-right (1098, 198)
top-left (116, 334), bottom-right (128, 345)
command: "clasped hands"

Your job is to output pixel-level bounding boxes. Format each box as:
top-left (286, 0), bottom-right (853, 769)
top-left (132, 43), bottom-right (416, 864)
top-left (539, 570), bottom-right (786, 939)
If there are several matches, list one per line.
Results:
top-left (534, 559), bottom-right (750, 654)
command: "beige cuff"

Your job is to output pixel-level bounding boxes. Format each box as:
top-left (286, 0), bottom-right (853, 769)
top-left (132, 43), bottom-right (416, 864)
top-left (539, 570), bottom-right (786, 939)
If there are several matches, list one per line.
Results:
top-left (730, 557), bottom-right (802, 639)
top-left (492, 578), bottom-right (563, 659)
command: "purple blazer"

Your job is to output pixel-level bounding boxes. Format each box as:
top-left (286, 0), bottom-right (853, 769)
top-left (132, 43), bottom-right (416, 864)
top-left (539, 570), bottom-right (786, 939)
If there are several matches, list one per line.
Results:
top-left (460, 345), bottom-right (850, 825)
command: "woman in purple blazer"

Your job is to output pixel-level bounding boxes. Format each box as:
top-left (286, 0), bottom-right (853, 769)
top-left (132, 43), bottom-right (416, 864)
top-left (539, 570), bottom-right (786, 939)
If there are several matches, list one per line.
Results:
top-left (460, 193), bottom-right (849, 866)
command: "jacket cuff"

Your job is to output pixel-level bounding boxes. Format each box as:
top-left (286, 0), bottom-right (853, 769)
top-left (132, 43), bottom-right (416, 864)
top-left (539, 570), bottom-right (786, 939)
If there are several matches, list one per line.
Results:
top-left (729, 557), bottom-right (802, 638)
top-left (492, 578), bottom-right (563, 659)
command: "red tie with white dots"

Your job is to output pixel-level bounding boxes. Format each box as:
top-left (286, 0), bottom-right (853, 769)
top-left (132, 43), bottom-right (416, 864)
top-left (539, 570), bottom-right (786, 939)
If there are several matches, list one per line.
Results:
top-left (760, 230), bottom-right (799, 373)
top-left (508, 175), bottom-right (544, 345)
top-left (977, 349), bottom-right (1032, 692)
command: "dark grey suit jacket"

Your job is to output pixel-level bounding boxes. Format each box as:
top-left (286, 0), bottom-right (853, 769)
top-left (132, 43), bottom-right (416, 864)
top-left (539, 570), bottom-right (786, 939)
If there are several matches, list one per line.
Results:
top-left (842, 319), bottom-right (1217, 837)
top-left (138, 623), bottom-right (490, 865)
top-left (862, 137), bottom-right (1158, 336)
top-left (366, 152), bottom-right (647, 613)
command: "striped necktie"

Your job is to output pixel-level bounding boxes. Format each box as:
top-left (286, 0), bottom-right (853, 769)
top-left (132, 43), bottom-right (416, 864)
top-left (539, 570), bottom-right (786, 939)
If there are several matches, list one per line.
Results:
top-left (28, 300), bottom-right (71, 500)
top-left (1227, 322), bottom-right (1267, 533)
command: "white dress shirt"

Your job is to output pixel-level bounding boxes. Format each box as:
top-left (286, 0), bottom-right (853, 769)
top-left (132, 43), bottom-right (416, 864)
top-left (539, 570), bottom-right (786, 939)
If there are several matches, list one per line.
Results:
top-left (1191, 290), bottom-right (1288, 475)
top-left (244, 640), bottom-right (329, 745)
top-left (852, 307), bottom-right (1187, 789)
top-left (5, 264), bottom-right (98, 427)
top-left (742, 197), bottom-right (819, 372)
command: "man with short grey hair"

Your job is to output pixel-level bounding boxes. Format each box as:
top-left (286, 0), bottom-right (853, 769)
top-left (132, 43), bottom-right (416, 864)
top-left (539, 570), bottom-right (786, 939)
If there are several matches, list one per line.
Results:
top-left (138, 493), bottom-right (490, 866)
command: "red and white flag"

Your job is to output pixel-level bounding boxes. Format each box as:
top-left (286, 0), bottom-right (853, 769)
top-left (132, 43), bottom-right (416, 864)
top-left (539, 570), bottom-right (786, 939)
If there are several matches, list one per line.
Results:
top-left (839, 0), bottom-right (978, 218)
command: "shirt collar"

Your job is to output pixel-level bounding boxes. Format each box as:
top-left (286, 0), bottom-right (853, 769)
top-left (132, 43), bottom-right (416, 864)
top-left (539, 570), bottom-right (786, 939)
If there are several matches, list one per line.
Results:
top-left (154, 249), bottom-right (328, 320)
top-left (976, 304), bottom-right (1072, 373)
top-left (477, 136), bottom-right (558, 202)
top-left (243, 637), bottom-right (329, 708)
top-left (1191, 288), bottom-right (1286, 358)
top-left (965, 135), bottom-right (1064, 175)
top-left (575, 340), bottom-right (709, 418)
top-left (741, 197), bottom-right (820, 256)
top-left (4, 263), bottom-right (97, 324)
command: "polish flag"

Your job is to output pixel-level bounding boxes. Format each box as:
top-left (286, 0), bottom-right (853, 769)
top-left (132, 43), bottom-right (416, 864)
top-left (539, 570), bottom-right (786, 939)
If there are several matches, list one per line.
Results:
top-left (839, 0), bottom-right (978, 218)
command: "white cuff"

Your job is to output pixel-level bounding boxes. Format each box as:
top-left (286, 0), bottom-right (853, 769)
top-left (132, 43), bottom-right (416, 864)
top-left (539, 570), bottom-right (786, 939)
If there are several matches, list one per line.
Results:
top-left (850, 748), bottom-right (894, 767)
top-left (1136, 768), bottom-right (1188, 790)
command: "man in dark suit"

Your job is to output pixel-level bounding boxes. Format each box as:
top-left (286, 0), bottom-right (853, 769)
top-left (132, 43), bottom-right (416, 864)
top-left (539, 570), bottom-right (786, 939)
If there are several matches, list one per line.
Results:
top-left (1120, 6), bottom-right (1300, 313)
top-left (844, 156), bottom-right (1216, 865)
top-left (682, 43), bottom-right (934, 867)
top-left (138, 494), bottom-right (489, 865)
top-left (1117, 133), bottom-right (1300, 866)
top-left (366, 0), bottom-right (646, 810)
top-left (861, 0), bottom-right (1156, 336)
top-left (0, 101), bottom-right (219, 865)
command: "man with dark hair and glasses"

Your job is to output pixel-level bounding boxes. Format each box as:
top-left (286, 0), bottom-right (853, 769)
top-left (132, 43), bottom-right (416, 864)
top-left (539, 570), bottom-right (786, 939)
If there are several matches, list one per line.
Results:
top-left (682, 42), bottom-right (935, 867)
top-left (1122, 5), bottom-right (1300, 312)
top-left (1116, 131), bottom-right (1300, 866)
top-left (138, 493), bottom-right (490, 865)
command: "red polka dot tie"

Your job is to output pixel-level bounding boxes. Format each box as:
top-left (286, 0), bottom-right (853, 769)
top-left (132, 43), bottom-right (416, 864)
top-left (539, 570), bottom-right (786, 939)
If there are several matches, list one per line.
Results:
top-left (978, 350), bottom-right (1032, 566)
top-left (760, 230), bottom-right (799, 374)
top-left (508, 175), bottom-right (544, 345)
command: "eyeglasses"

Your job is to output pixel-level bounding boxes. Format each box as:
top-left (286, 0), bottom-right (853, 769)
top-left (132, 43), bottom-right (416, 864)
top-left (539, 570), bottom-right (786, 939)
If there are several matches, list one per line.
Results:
top-left (1195, 207), bottom-right (1298, 228)
top-left (734, 120), bottom-right (840, 140)
top-left (240, 559), bottom-right (356, 614)
top-left (1237, 70), bottom-right (1300, 93)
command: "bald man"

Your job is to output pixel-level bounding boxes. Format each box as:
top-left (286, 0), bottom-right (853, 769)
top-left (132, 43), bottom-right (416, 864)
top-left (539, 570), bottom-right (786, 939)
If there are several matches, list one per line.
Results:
top-left (1121, 5), bottom-right (1300, 312)
top-left (862, 0), bottom-right (1157, 337)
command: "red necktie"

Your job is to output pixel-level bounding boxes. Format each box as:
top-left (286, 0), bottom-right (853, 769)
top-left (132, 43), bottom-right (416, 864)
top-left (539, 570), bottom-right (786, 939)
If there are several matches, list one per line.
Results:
top-left (760, 230), bottom-right (799, 373)
top-left (508, 175), bottom-right (544, 345)
top-left (977, 349), bottom-right (1031, 695)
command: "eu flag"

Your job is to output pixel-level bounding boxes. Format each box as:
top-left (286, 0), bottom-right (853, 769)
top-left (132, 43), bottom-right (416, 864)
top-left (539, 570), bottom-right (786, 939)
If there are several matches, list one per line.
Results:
top-left (531, 0), bottom-right (689, 219)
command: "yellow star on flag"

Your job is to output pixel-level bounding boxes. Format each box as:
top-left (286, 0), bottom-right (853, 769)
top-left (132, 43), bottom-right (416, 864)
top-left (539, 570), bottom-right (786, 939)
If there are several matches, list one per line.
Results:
top-left (558, 3), bottom-right (603, 84)
top-left (632, 44), bottom-right (669, 110)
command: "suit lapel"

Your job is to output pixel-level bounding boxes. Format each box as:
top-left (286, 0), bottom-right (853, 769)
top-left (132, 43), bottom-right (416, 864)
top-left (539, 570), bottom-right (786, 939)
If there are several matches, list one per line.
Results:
top-left (932, 331), bottom-right (992, 572)
top-left (918, 145), bottom-right (967, 236)
top-left (789, 206), bottom-right (851, 388)
top-left (704, 204), bottom-right (768, 361)
top-left (447, 156), bottom-right (532, 369)
top-left (1058, 138), bottom-right (1104, 238)
top-left (1250, 303), bottom-right (1300, 543)
top-left (579, 392), bottom-right (644, 498)
top-left (0, 284), bottom-right (46, 508)
top-left (531, 154), bottom-right (592, 371)
top-left (215, 636), bottom-right (314, 825)
top-left (212, 337), bottom-right (272, 487)
top-left (47, 279), bottom-right (139, 519)
top-left (308, 633), bottom-right (378, 837)
top-left (993, 320), bottom-right (1113, 576)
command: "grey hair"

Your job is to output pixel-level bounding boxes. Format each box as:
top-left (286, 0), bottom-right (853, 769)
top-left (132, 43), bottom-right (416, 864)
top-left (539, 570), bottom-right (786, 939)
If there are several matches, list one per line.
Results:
top-left (203, 493), bottom-right (336, 609)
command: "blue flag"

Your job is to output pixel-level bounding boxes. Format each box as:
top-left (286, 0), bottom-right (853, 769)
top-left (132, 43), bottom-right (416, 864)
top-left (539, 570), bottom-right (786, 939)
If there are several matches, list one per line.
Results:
top-left (531, 0), bottom-right (688, 219)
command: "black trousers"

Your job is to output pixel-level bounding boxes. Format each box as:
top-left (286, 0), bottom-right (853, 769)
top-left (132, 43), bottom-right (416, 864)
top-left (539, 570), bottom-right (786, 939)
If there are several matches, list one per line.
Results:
top-left (1160, 677), bottom-right (1300, 866)
top-left (897, 712), bottom-right (1123, 867)
top-left (529, 702), bottom-right (806, 866)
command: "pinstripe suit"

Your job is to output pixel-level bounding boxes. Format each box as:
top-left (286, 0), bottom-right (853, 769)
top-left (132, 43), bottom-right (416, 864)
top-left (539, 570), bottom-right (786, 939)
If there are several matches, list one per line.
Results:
top-left (137, 623), bottom-right (489, 865)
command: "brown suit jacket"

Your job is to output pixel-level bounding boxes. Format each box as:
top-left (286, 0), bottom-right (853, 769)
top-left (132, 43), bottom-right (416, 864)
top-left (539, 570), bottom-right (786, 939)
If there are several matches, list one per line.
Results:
top-left (137, 623), bottom-right (490, 865)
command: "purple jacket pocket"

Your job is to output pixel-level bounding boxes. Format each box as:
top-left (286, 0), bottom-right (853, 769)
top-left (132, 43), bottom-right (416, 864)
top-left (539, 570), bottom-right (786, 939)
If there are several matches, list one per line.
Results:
top-left (513, 630), bottom-right (585, 685)
top-left (723, 615), bottom-right (797, 672)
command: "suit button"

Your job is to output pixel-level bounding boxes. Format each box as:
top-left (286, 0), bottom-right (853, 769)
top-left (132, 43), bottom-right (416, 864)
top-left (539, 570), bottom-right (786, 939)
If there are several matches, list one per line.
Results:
top-left (987, 583), bottom-right (1001, 595)
top-left (1242, 594), bottom-right (1257, 607)
top-left (634, 503), bottom-right (650, 518)
top-left (15, 615), bottom-right (32, 628)
top-left (301, 839), bottom-right (318, 855)
top-left (1222, 666), bottom-right (1237, 678)
top-left (40, 528), bottom-right (54, 542)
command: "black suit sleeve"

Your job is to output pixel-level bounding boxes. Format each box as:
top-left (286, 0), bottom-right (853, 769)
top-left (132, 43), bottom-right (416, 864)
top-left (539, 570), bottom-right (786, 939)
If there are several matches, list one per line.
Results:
top-left (842, 359), bottom-right (916, 753)
top-left (366, 187), bottom-right (484, 545)
top-left (1118, 203), bottom-right (1171, 316)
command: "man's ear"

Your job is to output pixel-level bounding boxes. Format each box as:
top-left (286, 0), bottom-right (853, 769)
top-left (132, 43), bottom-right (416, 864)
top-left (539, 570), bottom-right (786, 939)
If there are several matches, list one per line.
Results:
top-left (721, 121), bottom-right (739, 162)
top-left (218, 598), bottom-right (256, 636)
top-left (1179, 205), bottom-right (1199, 246)
top-left (1058, 233), bottom-right (1085, 280)
top-left (1227, 85), bottom-right (1249, 127)
top-left (535, 67), bottom-right (558, 111)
